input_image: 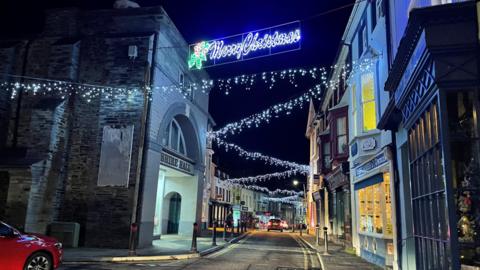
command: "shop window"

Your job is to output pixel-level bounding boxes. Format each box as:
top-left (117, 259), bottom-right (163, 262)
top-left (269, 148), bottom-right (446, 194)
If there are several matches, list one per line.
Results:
top-left (337, 116), bottom-right (348, 154)
top-left (357, 174), bottom-right (391, 235)
top-left (361, 73), bottom-right (377, 132)
top-left (447, 91), bottom-right (480, 267)
top-left (409, 102), bottom-right (450, 269)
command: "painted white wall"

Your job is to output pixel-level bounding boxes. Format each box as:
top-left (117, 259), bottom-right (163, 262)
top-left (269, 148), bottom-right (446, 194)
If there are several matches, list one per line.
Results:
top-left (161, 174), bottom-right (200, 236)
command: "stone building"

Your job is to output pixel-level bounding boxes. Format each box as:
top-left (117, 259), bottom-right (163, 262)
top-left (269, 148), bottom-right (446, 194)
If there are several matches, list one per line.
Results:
top-left (0, 5), bottom-right (210, 248)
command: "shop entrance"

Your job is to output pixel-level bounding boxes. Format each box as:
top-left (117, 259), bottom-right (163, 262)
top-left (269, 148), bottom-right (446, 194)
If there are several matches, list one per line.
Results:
top-left (167, 193), bottom-right (181, 234)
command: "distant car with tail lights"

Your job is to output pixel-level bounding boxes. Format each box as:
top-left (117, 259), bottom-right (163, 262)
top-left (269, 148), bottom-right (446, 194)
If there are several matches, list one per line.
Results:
top-left (0, 221), bottom-right (63, 270)
top-left (267, 218), bottom-right (283, 232)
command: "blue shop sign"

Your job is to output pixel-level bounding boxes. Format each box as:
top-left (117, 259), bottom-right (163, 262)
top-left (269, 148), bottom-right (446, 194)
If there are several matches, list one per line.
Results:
top-left (355, 152), bottom-right (388, 179)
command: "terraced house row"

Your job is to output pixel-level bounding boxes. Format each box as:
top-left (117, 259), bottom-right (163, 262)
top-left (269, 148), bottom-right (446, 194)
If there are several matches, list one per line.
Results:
top-left (306, 0), bottom-right (480, 269)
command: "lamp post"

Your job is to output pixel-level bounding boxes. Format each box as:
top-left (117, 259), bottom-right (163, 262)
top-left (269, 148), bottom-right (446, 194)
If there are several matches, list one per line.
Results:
top-left (293, 179), bottom-right (307, 233)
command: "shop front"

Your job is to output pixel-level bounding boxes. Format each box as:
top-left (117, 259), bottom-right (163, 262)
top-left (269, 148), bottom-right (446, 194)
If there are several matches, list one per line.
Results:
top-left (379, 2), bottom-right (480, 268)
top-left (352, 151), bottom-right (395, 267)
top-left (326, 167), bottom-right (352, 246)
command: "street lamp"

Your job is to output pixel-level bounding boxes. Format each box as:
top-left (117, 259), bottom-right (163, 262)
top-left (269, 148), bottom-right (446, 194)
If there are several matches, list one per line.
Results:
top-left (292, 179), bottom-right (306, 232)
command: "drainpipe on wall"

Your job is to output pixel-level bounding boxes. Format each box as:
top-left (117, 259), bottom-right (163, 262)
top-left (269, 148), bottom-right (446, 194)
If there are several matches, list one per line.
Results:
top-left (12, 39), bottom-right (33, 149)
top-left (129, 32), bottom-right (157, 253)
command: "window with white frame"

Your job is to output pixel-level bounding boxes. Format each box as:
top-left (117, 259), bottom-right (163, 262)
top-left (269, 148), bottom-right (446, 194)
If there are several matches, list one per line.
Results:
top-left (166, 119), bottom-right (187, 155)
top-left (337, 116), bottom-right (348, 154)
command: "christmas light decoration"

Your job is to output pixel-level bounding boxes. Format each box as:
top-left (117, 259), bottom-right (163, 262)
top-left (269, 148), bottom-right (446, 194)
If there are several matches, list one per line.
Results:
top-left (0, 75), bottom-right (145, 102)
top-left (210, 83), bottom-right (322, 139)
top-left (226, 169), bottom-right (306, 184)
top-left (263, 195), bottom-right (300, 204)
top-left (237, 184), bottom-right (304, 196)
top-left (214, 137), bottom-right (310, 173)
top-left (188, 21), bottom-right (301, 70)
top-left (188, 41), bottom-right (209, 70)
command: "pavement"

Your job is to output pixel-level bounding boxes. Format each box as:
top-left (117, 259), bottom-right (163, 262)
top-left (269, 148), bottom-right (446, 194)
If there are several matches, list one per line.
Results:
top-left (298, 233), bottom-right (382, 270)
top-left (60, 230), bottom-right (321, 270)
top-left (63, 229), bottom-right (246, 262)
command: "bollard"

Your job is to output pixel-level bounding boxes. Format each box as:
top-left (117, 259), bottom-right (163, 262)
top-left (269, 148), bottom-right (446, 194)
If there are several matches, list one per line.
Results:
top-left (292, 223), bottom-right (295, 233)
top-left (212, 220), bottom-right (217, 246)
top-left (191, 222), bottom-right (198, 253)
top-left (315, 225), bottom-right (320, 246)
top-left (223, 222), bottom-right (227, 240)
top-left (237, 219), bottom-right (240, 234)
top-left (323, 227), bottom-right (330, 255)
top-left (299, 224), bottom-right (303, 236)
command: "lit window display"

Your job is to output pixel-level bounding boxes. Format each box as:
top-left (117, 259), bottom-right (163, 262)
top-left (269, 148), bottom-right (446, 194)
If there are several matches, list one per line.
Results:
top-left (357, 172), bottom-right (392, 235)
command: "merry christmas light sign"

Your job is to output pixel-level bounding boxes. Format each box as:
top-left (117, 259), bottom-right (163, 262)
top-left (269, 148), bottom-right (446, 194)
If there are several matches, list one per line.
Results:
top-left (188, 21), bottom-right (301, 70)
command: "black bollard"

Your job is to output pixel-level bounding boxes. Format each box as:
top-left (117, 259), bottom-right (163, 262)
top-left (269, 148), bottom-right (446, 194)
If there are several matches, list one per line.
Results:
top-left (323, 227), bottom-right (330, 255)
top-left (237, 219), bottom-right (240, 234)
top-left (191, 222), bottom-right (198, 253)
top-left (299, 224), bottom-right (303, 236)
top-left (223, 222), bottom-right (226, 240)
top-left (212, 220), bottom-right (217, 246)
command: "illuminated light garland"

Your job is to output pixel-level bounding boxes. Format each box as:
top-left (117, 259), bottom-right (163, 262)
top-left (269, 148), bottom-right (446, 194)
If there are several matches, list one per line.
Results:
top-left (0, 76), bottom-right (145, 102)
top-left (226, 169), bottom-right (306, 184)
top-left (263, 195), bottom-right (300, 204)
top-left (159, 66), bottom-right (324, 94)
top-left (237, 184), bottom-right (304, 196)
top-left (214, 137), bottom-right (310, 173)
top-left (209, 57), bottom-right (378, 139)
top-left (210, 84), bottom-right (322, 139)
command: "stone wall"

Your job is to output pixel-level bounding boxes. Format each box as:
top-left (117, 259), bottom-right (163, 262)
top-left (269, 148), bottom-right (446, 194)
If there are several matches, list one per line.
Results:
top-left (0, 6), bottom-right (210, 248)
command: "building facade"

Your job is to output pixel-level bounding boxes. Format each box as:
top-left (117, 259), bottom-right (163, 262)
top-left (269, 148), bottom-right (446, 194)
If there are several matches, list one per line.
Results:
top-left (379, 1), bottom-right (480, 269)
top-left (0, 5), bottom-right (210, 249)
top-left (342, 0), bottom-right (398, 268)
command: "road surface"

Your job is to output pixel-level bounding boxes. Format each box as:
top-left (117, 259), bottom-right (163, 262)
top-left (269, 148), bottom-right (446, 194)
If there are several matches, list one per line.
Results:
top-left (60, 231), bottom-right (321, 270)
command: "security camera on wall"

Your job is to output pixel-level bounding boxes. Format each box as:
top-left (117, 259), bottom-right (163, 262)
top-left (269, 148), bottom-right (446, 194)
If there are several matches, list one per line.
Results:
top-left (113, 0), bottom-right (140, 9)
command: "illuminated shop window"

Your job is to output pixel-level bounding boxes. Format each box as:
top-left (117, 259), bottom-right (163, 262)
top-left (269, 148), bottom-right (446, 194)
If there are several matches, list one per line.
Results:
top-left (357, 173), bottom-right (392, 235)
top-left (361, 73), bottom-right (377, 132)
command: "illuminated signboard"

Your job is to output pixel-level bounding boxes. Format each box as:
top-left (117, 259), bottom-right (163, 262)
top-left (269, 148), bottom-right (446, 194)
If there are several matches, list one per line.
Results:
top-left (188, 21), bottom-right (301, 70)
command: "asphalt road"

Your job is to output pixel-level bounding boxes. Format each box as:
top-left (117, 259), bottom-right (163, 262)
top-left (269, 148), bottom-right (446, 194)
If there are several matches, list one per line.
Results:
top-left (59, 231), bottom-right (321, 270)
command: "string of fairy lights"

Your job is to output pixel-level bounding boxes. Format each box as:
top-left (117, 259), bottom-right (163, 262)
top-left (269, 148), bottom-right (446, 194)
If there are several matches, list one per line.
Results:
top-left (0, 57), bottom-right (378, 201)
top-left (213, 137), bottom-right (310, 173)
top-left (226, 169), bottom-right (306, 184)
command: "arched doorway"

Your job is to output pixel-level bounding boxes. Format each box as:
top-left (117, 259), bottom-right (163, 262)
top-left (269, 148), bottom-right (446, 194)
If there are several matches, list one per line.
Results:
top-left (167, 193), bottom-right (181, 234)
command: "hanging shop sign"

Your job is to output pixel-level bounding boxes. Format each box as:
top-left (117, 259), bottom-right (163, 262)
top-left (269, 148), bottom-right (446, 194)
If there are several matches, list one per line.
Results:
top-left (188, 21), bottom-right (301, 70)
top-left (160, 150), bottom-right (194, 175)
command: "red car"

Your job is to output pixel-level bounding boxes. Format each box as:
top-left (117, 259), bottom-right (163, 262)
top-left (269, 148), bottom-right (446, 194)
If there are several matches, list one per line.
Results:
top-left (267, 218), bottom-right (283, 232)
top-left (0, 221), bottom-right (63, 270)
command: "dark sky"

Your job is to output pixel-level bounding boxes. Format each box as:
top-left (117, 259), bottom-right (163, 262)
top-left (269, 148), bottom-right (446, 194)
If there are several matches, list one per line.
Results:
top-left (0, 0), bottom-right (354, 191)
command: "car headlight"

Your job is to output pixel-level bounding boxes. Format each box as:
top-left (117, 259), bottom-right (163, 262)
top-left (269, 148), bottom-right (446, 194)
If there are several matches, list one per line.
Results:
top-left (54, 242), bottom-right (63, 250)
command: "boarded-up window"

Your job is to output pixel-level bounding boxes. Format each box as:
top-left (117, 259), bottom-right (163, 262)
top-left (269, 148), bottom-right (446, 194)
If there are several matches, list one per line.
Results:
top-left (97, 125), bottom-right (134, 187)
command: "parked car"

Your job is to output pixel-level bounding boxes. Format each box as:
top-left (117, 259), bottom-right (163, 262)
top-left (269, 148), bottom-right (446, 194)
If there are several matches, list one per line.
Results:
top-left (267, 218), bottom-right (283, 232)
top-left (0, 221), bottom-right (63, 270)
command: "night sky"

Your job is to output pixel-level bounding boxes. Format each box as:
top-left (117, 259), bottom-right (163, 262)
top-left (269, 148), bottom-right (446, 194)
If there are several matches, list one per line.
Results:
top-left (0, 0), bottom-right (354, 191)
